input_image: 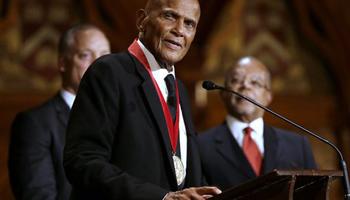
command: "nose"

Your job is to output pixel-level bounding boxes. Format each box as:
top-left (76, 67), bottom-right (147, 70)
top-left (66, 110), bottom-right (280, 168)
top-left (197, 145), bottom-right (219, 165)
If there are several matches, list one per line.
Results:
top-left (242, 79), bottom-right (251, 88)
top-left (172, 20), bottom-right (185, 37)
top-left (236, 78), bottom-right (253, 90)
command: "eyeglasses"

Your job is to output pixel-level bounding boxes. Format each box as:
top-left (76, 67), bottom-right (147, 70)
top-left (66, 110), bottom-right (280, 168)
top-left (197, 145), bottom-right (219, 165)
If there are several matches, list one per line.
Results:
top-left (228, 76), bottom-right (270, 90)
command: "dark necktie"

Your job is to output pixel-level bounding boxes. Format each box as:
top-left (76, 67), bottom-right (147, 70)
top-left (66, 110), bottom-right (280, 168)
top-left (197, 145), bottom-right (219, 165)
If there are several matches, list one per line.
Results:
top-left (164, 74), bottom-right (181, 155)
top-left (243, 127), bottom-right (262, 176)
top-left (164, 74), bottom-right (177, 123)
top-left (165, 74), bottom-right (184, 188)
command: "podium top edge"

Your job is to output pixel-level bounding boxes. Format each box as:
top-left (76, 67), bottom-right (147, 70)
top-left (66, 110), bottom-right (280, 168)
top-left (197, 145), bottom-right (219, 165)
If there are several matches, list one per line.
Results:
top-left (273, 169), bottom-right (343, 177)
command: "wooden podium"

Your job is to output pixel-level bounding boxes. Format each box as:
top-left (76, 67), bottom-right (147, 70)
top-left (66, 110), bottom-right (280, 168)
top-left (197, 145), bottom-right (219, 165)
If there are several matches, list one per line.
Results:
top-left (209, 170), bottom-right (343, 200)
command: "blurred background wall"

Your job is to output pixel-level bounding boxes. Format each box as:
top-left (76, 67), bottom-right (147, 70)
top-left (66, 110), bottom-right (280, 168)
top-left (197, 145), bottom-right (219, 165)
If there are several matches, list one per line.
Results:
top-left (1, 0), bottom-right (350, 199)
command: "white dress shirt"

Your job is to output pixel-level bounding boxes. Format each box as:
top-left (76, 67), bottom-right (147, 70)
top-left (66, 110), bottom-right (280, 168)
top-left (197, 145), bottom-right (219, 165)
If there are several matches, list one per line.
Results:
top-left (137, 40), bottom-right (188, 170)
top-left (226, 115), bottom-right (265, 155)
top-left (60, 89), bottom-right (76, 109)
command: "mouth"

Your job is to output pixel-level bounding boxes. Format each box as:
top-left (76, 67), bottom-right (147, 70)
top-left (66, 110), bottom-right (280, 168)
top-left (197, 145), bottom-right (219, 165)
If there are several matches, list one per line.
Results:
top-left (234, 93), bottom-right (254, 102)
top-left (164, 39), bottom-right (182, 50)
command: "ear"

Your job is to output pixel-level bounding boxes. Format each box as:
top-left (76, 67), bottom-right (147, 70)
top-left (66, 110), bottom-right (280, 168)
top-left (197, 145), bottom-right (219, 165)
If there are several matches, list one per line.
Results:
top-left (136, 9), bottom-right (147, 33)
top-left (58, 56), bottom-right (66, 73)
top-left (219, 89), bottom-right (228, 102)
top-left (265, 90), bottom-right (273, 107)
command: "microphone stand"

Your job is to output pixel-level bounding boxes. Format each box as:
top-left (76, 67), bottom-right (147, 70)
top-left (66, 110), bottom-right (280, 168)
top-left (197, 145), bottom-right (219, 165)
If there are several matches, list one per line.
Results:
top-left (203, 81), bottom-right (350, 199)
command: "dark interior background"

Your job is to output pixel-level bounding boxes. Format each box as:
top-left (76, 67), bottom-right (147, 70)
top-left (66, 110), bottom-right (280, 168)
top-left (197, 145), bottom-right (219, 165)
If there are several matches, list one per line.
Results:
top-left (1, 0), bottom-right (350, 199)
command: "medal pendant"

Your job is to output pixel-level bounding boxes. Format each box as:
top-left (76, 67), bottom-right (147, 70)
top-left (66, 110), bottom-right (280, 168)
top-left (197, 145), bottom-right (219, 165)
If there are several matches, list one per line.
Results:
top-left (172, 155), bottom-right (185, 186)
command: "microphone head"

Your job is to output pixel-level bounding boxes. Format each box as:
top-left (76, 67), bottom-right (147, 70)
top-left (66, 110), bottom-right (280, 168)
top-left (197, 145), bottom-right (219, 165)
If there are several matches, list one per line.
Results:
top-left (202, 80), bottom-right (218, 90)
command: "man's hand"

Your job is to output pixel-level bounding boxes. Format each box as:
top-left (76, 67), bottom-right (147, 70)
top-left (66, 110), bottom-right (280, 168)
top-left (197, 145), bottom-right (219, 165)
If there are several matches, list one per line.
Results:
top-left (164, 186), bottom-right (222, 200)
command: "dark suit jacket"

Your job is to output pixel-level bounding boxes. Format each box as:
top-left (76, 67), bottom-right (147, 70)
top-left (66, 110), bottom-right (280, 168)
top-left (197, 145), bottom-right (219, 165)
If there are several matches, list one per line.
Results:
top-left (197, 123), bottom-right (316, 190)
top-left (8, 94), bottom-right (71, 200)
top-left (63, 52), bottom-right (203, 200)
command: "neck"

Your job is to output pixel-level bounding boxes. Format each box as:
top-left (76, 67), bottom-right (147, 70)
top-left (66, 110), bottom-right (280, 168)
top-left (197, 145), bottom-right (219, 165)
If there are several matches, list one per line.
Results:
top-left (62, 85), bottom-right (77, 95)
top-left (230, 113), bottom-right (258, 123)
top-left (157, 59), bottom-right (173, 72)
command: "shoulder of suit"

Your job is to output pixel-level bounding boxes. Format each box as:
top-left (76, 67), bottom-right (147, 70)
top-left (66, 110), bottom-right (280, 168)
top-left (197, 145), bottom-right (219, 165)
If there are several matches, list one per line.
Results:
top-left (268, 125), bottom-right (305, 140)
top-left (198, 124), bottom-right (227, 139)
top-left (86, 51), bottom-right (136, 75)
top-left (14, 94), bottom-right (60, 123)
top-left (97, 51), bottom-right (131, 62)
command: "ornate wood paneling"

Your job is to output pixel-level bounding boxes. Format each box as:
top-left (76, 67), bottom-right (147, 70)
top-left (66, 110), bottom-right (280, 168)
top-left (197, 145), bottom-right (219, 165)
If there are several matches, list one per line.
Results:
top-left (0, 0), bottom-right (349, 199)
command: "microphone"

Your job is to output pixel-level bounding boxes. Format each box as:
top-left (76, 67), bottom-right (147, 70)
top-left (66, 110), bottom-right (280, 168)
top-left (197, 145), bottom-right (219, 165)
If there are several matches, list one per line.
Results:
top-left (202, 80), bottom-right (222, 90)
top-left (202, 80), bottom-right (350, 199)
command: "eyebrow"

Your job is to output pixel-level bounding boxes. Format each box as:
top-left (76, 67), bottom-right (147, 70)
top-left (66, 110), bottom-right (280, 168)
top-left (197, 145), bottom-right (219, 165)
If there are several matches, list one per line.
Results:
top-left (161, 8), bottom-right (198, 24)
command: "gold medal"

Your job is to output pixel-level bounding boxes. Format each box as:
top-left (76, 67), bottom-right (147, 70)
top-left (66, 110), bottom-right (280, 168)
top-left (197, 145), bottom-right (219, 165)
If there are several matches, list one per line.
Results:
top-left (172, 155), bottom-right (185, 186)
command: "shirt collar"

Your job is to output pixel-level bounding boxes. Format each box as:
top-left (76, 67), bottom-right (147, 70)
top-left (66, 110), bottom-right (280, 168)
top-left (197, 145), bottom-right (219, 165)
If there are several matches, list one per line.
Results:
top-left (226, 115), bottom-right (264, 139)
top-left (60, 89), bottom-right (76, 109)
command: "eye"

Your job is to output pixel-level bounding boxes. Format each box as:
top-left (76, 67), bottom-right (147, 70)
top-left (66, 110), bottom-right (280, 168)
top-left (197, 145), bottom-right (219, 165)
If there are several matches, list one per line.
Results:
top-left (249, 78), bottom-right (266, 89)
top-left (230, 77), bottom-right (240, 84)
top-left (77, 51), bottom-right (92, 60)
top-left (162, 11), bottom-right (176, 21)
top-left (184, 19), bottom-right (196, 29)
top-left (250, 80), bottom-right (262, 87)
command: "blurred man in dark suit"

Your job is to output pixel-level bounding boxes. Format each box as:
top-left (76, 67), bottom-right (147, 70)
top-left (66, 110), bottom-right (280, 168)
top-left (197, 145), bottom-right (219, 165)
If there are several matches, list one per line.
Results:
top-left (63, 0), bottom-right (221, 199)
top-left (8, 24), bottom-right (110, 200)
top-left (197, 56), bottom-right (316, 190)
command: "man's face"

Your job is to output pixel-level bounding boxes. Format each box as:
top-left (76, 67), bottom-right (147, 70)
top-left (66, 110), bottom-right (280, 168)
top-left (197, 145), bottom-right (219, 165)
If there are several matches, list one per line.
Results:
top-left (138, 0), bottom-right (200, 66)
top-left (60, 29), bottom-right (110, 93)
top-left (221, 58), bottom-right (272, 122)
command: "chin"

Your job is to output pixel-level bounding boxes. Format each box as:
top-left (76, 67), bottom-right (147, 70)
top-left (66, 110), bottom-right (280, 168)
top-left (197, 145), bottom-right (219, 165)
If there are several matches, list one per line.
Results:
top-left (236, 106), bottom-right (256, 116)
top-left (161, 55), bottom-right (182, 65)
top-left (162, 50), bottom-right (186, 63)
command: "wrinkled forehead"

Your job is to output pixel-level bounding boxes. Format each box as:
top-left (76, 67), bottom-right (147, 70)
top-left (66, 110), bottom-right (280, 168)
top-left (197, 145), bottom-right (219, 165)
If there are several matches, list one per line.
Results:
top-left (146, 0), bottom-right (200, 20)
top-left (226, 58), bottom-right (271, 82)
top-left (235, 58), bottom-right (268, 75)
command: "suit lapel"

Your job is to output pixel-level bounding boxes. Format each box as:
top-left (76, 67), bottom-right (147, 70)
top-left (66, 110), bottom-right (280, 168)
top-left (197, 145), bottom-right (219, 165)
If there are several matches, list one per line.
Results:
top-left (215, 124), bottom-right (256, 179)
top-left (177, 81), bottom-right (197, 186)
top-left (54, 94), bottom-right (70, 128)
top-left (262, 125), bottom-right (279, 174)
top-left (132, 55), bottom-right (177, 187)
top-left (51, 93), bottom-right (70, 147)
top-left (177, 81), bottom-right (195, 136)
